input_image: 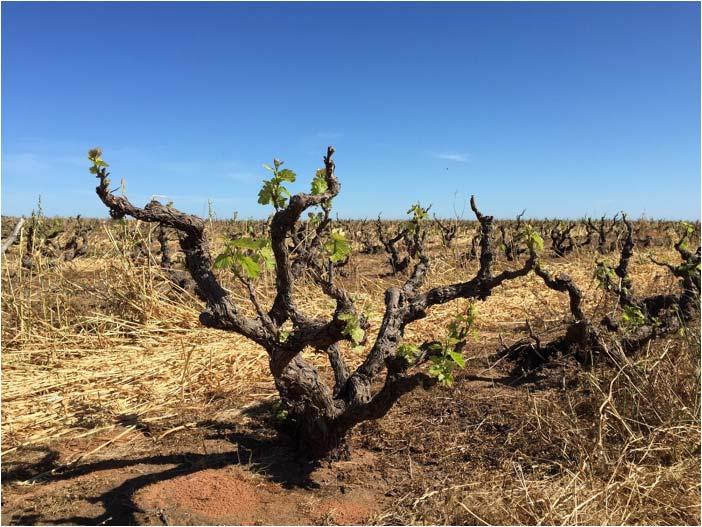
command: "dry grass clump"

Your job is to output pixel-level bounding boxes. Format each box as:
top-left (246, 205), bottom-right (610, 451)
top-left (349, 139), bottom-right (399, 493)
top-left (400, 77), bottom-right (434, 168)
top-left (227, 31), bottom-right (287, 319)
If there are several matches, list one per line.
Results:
top-left (370, 328), bottom-right (700, 525)
top-left (1, 221), bottom-right (276, 455)
top-left (500, 335), bottom-right (700, 525)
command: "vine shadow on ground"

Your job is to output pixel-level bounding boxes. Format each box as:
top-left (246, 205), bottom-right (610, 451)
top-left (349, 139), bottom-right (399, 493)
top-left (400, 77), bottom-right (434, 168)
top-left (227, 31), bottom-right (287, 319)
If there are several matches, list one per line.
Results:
top-left (2, 402), bottom-right (320, 525)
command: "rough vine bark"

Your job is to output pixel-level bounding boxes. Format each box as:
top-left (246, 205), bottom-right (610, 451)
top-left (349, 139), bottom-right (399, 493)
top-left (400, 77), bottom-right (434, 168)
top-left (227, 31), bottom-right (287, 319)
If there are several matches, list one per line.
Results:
top-left (434, 215), bottom-right (458, 248)
top-left (466, 229), bottom-right (481, 262)
top-left (91, 146), bottom-right (536, 460)
top-left (601, 214), bottom-right (701, 351)
top-left (358, 219), bottom-right (383, 255)
top-left (156, 223), bottom-right (200, 296)
top-left (588, 214), bottom-right (619, 254)
top-left (21, 216), bottom-right (63, 269)
top-left (550, 222), bottom-right (576, 257)
top-left (500, 255), bottom-right (607, 370)
top-left (62, 216), bottom-right (90, 262)
top-left (498, 210), bottom-right (527, 262)
top-left (290, 203), bottom-right (349, 278)
top-left (376, 218), bottom-right (410, 275)
top-left (504, 213), bottom-right (700, 371)
top-left (158, 223), bottom-right (172, 270)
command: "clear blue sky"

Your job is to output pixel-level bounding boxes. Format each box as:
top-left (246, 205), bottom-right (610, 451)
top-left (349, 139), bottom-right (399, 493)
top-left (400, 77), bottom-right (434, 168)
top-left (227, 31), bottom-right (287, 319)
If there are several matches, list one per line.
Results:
top-left (2, 2), bottom-right (700, 220)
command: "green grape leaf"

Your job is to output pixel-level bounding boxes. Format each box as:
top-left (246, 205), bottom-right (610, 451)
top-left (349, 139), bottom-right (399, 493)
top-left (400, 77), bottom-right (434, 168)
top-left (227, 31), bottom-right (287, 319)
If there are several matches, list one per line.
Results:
top-left (398, 343), bottom-right (420, 364)
top-left (407, 202), bottom-right (429, 222)
top-left (594, 261), bottom-right (617, 290)
top-left (311, 168), bottom-right (328, 195)
top-left (308, 212), bottom-right (324, 227)
top-left (447, 351), bottom-right (465, 368)
top-left (215, 235), bottom-right (274, 279)
top-left (277, 168), bottom-right (297, 182)
top-left (428, 359), bottom-right (453, 386)
top-left (428, 342), bottom-right (444, 353)
top-left (228, 237), bottom-right (265, 250)
top-left (238, 255), bottom-right (261, 279)
top-left (680, 221), bottom-right (694, 235)
top-left (258, 181), bottom-right (275, 206)
top-left (88, 148), bottom-right (102, 160)
top-left (213, 253), bottom-right (236, 269)
top-left (525, 226), bottom-right (544, 253)
top-left (88, 148), bottom-right (109, 175)
top-left (350, 326), bottom-right (364, 343)
top-left (324, 229), bottom-right (351, 263)
top-left (258, 160), bottom-right (296, 209)
top-left (338, 311), bottom-right (365, 345)
top-left (259, 244), bottom-right (275, 270)
top-left (621, 305), bottom-right (646, 331)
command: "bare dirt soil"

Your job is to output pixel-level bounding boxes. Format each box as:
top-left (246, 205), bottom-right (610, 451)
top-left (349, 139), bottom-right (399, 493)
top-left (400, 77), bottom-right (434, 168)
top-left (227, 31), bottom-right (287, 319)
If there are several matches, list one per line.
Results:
top-left (1, 356), bottom-right (534, 525)
top-left (7, 351), bottom-right (695, 526)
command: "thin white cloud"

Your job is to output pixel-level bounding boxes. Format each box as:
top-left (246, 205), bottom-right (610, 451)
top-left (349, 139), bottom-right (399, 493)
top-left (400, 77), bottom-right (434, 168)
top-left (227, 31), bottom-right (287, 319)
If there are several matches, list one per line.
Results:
top-left (433, 152), bottom-right (469, 163)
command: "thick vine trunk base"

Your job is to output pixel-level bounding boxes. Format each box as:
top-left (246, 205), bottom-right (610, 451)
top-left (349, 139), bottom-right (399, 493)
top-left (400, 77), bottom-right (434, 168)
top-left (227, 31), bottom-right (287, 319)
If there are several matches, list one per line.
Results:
top-left (499, 321), bottom-right (604, 372)
top-left (283, 415), bottom-right (351, 462)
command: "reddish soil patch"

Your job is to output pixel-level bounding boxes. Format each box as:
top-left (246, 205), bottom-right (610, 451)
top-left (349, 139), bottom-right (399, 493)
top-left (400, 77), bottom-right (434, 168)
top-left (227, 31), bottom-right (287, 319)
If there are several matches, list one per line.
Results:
top-left (136, 467), bottom-right (269, 524)
top-left (309, 492), bottom-right (379, 525)
top-left (135, 462), bottom-right (383, 525)
top-left (2, 444), bottom-right (386, 526)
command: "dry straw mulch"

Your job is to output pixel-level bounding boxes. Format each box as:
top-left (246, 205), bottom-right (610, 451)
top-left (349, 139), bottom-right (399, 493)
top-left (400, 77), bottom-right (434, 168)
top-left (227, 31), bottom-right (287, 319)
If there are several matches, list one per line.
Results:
top-left (1, 225), bottom-right (698, 524)
top-left (0, 238), bottom-right (681, 455)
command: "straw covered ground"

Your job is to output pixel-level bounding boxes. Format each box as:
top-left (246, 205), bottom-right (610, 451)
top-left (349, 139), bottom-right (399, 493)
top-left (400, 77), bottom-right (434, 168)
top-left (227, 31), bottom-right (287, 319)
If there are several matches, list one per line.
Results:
top-left (1, 219), bottom-right (699, 525)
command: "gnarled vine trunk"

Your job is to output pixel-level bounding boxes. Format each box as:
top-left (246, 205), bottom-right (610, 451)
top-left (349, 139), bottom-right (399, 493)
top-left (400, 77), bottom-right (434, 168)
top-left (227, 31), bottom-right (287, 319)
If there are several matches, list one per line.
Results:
top-left (88, 146), bottom-right (578, 460)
